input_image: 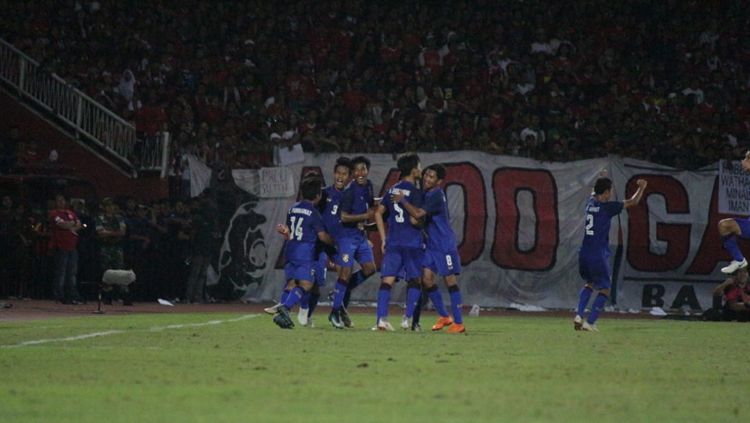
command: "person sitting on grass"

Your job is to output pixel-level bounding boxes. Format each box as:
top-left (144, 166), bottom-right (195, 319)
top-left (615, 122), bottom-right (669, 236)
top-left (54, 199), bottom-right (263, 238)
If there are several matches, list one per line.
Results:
top-left (710, 268), bottom-right (750, 322)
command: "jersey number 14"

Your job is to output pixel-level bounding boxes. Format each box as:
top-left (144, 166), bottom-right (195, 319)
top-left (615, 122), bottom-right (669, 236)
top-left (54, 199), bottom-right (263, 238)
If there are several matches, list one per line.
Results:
top-left (290, 216), bottom-right (305, 241)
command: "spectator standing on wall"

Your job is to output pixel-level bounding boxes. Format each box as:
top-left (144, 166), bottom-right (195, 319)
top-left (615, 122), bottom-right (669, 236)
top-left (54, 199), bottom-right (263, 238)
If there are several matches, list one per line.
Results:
top-left (96, 197), bottom-right (131, 305)
top-left (0, 195), bottom-right (23, 298)
top-left (125, 204), bottom-right (153, 300)
top-left (72, 199), bottom-right (98, 299)
top-left (49, 194), bottom-right (83, 304)
top-left (184, 196), bottom-right (217, 303)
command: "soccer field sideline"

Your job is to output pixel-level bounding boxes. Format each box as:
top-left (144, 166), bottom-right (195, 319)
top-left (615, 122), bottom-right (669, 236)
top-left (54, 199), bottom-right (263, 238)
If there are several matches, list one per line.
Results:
top-left (0, 313), bottom-right (262, 349)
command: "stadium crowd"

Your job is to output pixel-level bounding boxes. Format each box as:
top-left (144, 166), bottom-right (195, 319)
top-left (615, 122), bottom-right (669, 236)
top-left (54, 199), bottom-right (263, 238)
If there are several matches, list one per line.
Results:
top-left (2, 0), bottom-right (749, 171)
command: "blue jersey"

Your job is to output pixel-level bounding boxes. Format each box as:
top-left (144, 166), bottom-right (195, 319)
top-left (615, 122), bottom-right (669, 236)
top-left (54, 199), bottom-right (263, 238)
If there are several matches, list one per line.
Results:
top-left (579, 197), bottom-right (623, 258)
top-left (284, 200), bottom-right (325, 262)
top-left (339, 180), bottom-right (374, 238)
top-left (318, 185), bottom-right (344, 239)
top-left (381, 180), bottom-right (424, 249)
top-left (422, 187), bottom-right (457, 253)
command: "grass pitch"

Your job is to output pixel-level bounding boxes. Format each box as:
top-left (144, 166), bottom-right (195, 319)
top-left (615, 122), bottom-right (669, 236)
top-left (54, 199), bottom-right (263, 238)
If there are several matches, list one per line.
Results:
top-left (1, 311), bottom-right (749, 423)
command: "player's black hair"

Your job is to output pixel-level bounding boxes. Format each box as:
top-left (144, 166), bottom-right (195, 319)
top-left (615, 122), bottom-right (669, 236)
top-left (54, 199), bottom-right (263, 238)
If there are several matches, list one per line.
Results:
top-left (397, 153), bottom-right (421, 177)
top-left (594, 177), bottom-right (613, 195)
top-left (300, 177), bottom-right (322, 201)
top-left (351, 156), bottom-right (371, 170)
top-left (334, 156), bottom-right (353, 173)
top-left (424, 163), bottom-right (446, 180)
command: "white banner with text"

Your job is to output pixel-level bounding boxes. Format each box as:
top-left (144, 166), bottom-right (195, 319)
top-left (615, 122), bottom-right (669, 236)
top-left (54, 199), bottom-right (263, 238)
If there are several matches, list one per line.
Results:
top-left (202, 152), bottom-right (731, 311)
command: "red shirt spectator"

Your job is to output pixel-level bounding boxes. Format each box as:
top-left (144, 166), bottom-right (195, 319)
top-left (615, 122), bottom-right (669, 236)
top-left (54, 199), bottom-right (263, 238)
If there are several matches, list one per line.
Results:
top-left (342, 87), bottom-right (367, 113)
top-left (49, 204), bottom-right (80, 251)
top-left (419, 48), bottom-right (442, 75)
top-left (724, 284), bottom-right (750, 304)
top-left (135, 104), bottom-right (168, 136)
top-left (380, 44), bottom-right (401, 63)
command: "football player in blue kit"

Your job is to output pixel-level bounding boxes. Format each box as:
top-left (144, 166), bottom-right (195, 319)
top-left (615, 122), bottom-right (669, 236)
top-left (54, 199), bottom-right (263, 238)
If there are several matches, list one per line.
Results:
top-left (328, 156), bottom-right (379, 328)
top-left (271, 178), bottom-right (334, 329)
top-left (296, 157), bottom-right (353, 327)
top-left (394, 164), bottom-right (466, 333)
top-left (373, 153), bottom-right (425, 331)
top-left (574, 176), bottom-right (647, 332)
top-left (718, 151), bottom-right (750, 274)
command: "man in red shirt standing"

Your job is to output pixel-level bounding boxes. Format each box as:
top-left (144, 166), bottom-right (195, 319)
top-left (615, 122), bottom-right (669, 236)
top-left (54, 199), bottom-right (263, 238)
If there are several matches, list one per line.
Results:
top-left (49, 194), bottom-right (82, 304)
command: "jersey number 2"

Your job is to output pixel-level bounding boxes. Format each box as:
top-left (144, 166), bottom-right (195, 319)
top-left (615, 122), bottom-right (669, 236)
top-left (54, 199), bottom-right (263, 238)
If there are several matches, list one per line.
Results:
top-left (585, 213), bottom-right (594, 235)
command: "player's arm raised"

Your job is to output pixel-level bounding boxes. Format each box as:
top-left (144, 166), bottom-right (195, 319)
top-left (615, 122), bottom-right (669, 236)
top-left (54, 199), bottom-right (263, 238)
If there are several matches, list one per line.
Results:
top-left (374, 203), bottom-right (387, 253)
top-left (623, 179), bottom-right (648, 209)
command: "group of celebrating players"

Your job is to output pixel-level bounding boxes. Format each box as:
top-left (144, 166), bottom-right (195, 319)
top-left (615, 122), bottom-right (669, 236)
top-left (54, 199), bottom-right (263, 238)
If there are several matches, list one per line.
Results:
top-left (265, 150), bottom-right (750, 333)
top-left (267, 153), bottom-right (465, 333)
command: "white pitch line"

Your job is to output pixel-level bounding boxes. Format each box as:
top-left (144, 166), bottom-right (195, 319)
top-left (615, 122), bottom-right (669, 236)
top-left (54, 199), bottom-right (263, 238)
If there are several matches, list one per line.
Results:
top-left (1, 330), bottom-right (125, 349)
top-left (0, 314), bottom-right (261, 349)
top-left (149, 313), bottom-right (260, 331)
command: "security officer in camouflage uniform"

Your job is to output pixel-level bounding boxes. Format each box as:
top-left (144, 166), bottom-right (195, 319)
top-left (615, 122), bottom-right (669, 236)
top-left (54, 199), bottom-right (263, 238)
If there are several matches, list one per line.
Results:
top-left (95, 198), bottom-right (131, 305)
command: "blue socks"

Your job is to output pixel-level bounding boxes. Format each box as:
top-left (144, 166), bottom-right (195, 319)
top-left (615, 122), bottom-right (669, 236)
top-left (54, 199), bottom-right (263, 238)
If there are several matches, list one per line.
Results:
top-left (404, 281), bottom-right (422, 318)
top-left (587, 293), bottom-right (608, 324)
top-left (280, 288), bottom-right (291, 305)
top-left (427, 285), bottom-right (448, 317)
top-left (282, 286), bottom-right (304, 310)
top-left (722, 235), bottom-right (745, 262)
top-left (376, 283), bottom-right (392, 321)
top-left (577, 286), bottom-right (593, 317)
top-left (448, 285), bottom-right (463, 324)
top-left (332, 279), bottom-right (348, 311)
top-left (300, 291), bottom-right (310, 309)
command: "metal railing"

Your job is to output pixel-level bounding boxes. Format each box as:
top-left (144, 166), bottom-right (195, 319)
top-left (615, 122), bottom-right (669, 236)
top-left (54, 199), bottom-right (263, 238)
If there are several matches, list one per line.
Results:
top-left (136, 132), bottom-right (171, 177)
top-left (0, 38), bottom-right (160, 176)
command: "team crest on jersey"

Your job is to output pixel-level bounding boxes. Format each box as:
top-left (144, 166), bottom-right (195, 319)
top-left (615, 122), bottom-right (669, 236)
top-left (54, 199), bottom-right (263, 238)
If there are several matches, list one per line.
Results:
top-left (342, 254), bottom-right (350, 263)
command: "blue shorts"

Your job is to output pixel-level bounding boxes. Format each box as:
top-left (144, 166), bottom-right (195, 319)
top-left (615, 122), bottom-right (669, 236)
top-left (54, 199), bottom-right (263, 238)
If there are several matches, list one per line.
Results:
top-left (735, 218), bottom-right (750, 238)
top-left (381, 246), bottom-right (423, 280)
top-left (578, 254), bottom-right (611, 290)
top-left (314, 251), bottom-right (328, 286)
top-left (335, 233), bottom-right (374, 268)
top-left (423, 249), bottom-right (461, 277)
top-left (285, 260), bottom-right (315, 283)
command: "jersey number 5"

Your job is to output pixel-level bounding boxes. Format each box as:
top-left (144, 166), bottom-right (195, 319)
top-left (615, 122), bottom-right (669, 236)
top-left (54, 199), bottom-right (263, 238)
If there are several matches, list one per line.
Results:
top-left (290, 216), bottom-right (305, 241)
top-left (585, 213), bottom-right (594, 235)
top-left (394, 203), bottom-right (405, 223)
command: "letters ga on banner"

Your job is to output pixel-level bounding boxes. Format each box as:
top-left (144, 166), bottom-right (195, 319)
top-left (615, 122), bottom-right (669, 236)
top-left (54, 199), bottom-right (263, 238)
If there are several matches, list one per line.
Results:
top-left (259, 167), bottom-right (295, 198)
top-left (718, 159), bottom-right (750, 215)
